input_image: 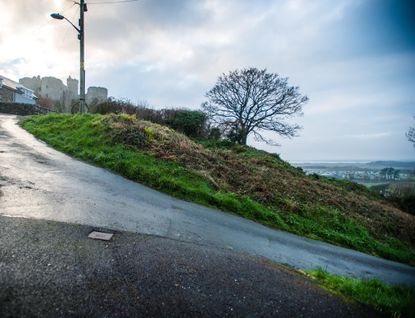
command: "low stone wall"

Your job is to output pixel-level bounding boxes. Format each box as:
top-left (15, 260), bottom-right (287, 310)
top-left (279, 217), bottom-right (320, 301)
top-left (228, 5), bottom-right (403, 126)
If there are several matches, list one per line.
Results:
top-left (0, 102), bottom-right (54, 116)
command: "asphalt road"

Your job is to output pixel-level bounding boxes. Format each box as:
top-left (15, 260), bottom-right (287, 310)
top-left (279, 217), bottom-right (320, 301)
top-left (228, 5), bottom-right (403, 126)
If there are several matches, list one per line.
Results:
top-left (0, 215), bottom-right (377, 317)
top-left (1, 113), bottom-right (414, 285)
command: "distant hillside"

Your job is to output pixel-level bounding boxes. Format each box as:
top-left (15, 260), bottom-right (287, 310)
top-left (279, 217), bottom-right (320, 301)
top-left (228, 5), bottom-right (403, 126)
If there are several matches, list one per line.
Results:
top-left (367, 161), bottom-right (415, 169)
top-left (295, 161), bottom-right (415, 170)
top-left (20, 114), bottom-right (415, 264)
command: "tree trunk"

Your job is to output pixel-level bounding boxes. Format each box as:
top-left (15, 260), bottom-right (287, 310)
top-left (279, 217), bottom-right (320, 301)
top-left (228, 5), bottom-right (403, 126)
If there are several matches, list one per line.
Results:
top-left (240, 132), bottom-right (248, 145)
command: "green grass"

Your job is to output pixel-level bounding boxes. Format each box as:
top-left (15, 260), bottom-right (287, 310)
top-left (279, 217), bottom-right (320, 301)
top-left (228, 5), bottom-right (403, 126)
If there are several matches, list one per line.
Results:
top-left (306, 268), bottom-right (415, 317)
top-left (19, 114), bottom-right (415, 264)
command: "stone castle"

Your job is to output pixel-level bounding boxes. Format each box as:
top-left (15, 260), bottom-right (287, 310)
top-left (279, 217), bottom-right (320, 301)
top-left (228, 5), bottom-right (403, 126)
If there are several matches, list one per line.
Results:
top-left (19, 75), bottom-right (108, 112)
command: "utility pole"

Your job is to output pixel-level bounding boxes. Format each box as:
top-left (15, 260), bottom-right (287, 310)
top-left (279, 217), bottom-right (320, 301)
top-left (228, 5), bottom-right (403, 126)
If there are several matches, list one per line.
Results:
top-left (79, 0), bottom-right (86, 113)
top-left (51, 1), bottom-right (87, 113)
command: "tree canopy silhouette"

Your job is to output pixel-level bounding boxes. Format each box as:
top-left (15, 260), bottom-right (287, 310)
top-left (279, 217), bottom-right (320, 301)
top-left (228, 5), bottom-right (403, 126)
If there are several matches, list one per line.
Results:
top-left (202, 67), bottom-right (308, 145)
top-left (407, 117), bottom-right (415, 147)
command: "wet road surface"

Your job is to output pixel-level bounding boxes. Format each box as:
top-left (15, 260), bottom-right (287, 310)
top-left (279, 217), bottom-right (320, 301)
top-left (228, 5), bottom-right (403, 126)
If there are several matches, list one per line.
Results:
top-left (0, 216), bottom-right (377, 317)
top-left (1, 114), bottom-right (414, 285)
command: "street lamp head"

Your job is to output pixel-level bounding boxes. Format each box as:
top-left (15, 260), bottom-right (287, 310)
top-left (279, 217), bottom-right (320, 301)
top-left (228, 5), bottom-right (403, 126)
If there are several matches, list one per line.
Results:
top-left (51, 13), bottom-right (64, 20)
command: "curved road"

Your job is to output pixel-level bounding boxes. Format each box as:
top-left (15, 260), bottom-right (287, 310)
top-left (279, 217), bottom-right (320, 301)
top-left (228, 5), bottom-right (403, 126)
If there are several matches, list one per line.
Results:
top-left (1, 114), bottom-right (414, 285)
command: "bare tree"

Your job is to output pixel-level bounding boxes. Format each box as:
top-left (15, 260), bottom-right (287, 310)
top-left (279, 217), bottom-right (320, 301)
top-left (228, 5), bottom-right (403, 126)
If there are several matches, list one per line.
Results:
top-left (37, 95), bottom-right (54, 109)
top-left (202, 68), bottom-right (308, 145)
top-left (407, 117), bottom-right (415, 147)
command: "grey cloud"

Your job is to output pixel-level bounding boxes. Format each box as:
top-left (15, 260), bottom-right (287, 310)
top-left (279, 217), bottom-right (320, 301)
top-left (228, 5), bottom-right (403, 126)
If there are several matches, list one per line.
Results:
top-left (4, 0), bottom-right (67, 32)
top-left (89, 61), bottom-right (208, 108)
top-left (87, 0), bottom-right (212, 36)
top-left (84, 0), bottom-right (216, 65)
top-left (0, 58), bottom-right (27, 76)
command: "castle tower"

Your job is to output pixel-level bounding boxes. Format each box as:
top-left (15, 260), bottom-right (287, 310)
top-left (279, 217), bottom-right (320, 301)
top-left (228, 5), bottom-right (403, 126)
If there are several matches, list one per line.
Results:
top-left (86, 86), bottom-right (108, 104)
top-left (19, 76), bottom-right (41, 96)
top-left (63, 76), bottom-right (79, 111)
top-left (67, 76), bottom-right (78, 96)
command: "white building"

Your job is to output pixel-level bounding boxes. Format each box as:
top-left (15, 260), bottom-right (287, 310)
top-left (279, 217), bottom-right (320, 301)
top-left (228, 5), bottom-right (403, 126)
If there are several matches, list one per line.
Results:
top-left (0, 75), bottom-right (37, 105)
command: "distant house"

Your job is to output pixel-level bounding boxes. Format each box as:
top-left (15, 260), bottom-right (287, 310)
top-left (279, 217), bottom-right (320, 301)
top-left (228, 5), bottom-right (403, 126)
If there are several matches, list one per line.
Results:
top-left (0, 75), bottom-right (37, 105)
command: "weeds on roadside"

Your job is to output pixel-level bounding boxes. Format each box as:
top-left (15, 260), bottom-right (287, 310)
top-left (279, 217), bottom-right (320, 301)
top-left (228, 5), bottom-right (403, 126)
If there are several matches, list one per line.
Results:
top-left (306, 268), bottom-right (415, 317)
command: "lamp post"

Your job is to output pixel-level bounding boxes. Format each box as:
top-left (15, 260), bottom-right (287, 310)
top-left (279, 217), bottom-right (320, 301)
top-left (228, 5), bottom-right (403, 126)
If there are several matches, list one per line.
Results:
top-left (51, 0), bottom-right (87, 113)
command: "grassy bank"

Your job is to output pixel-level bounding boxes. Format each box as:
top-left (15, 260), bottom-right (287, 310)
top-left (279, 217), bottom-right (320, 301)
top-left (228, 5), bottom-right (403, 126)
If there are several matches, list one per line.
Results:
top-left (306, 269), bottom-right (415, 317)
top-left (20, 113), bottom-right (415, 264)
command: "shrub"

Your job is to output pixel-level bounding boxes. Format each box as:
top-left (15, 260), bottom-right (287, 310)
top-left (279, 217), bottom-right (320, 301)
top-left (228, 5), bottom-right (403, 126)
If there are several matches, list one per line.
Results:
top-left (89, 98), bottom-right (138, 114)
top-left (161, 109), bottom-right (207, 137)
top-left (91, 98), bottom-right (209, 139)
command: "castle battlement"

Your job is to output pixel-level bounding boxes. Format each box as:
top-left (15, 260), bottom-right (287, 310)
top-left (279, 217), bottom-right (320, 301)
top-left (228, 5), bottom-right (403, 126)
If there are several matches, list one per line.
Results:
top-left (19, 75), bottom-right (107, 112)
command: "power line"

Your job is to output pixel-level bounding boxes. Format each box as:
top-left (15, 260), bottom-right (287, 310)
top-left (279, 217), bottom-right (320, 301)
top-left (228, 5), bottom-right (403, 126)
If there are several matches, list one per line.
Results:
top-left (61, 2), bottom-right (78, 16)
top-left (87, 0), bottom-right (140, 5)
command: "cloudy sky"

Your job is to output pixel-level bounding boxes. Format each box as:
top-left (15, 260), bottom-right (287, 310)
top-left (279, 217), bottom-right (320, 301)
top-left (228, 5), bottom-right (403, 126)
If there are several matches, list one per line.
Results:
top-left (1, 0), bottom-right (414, 161)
